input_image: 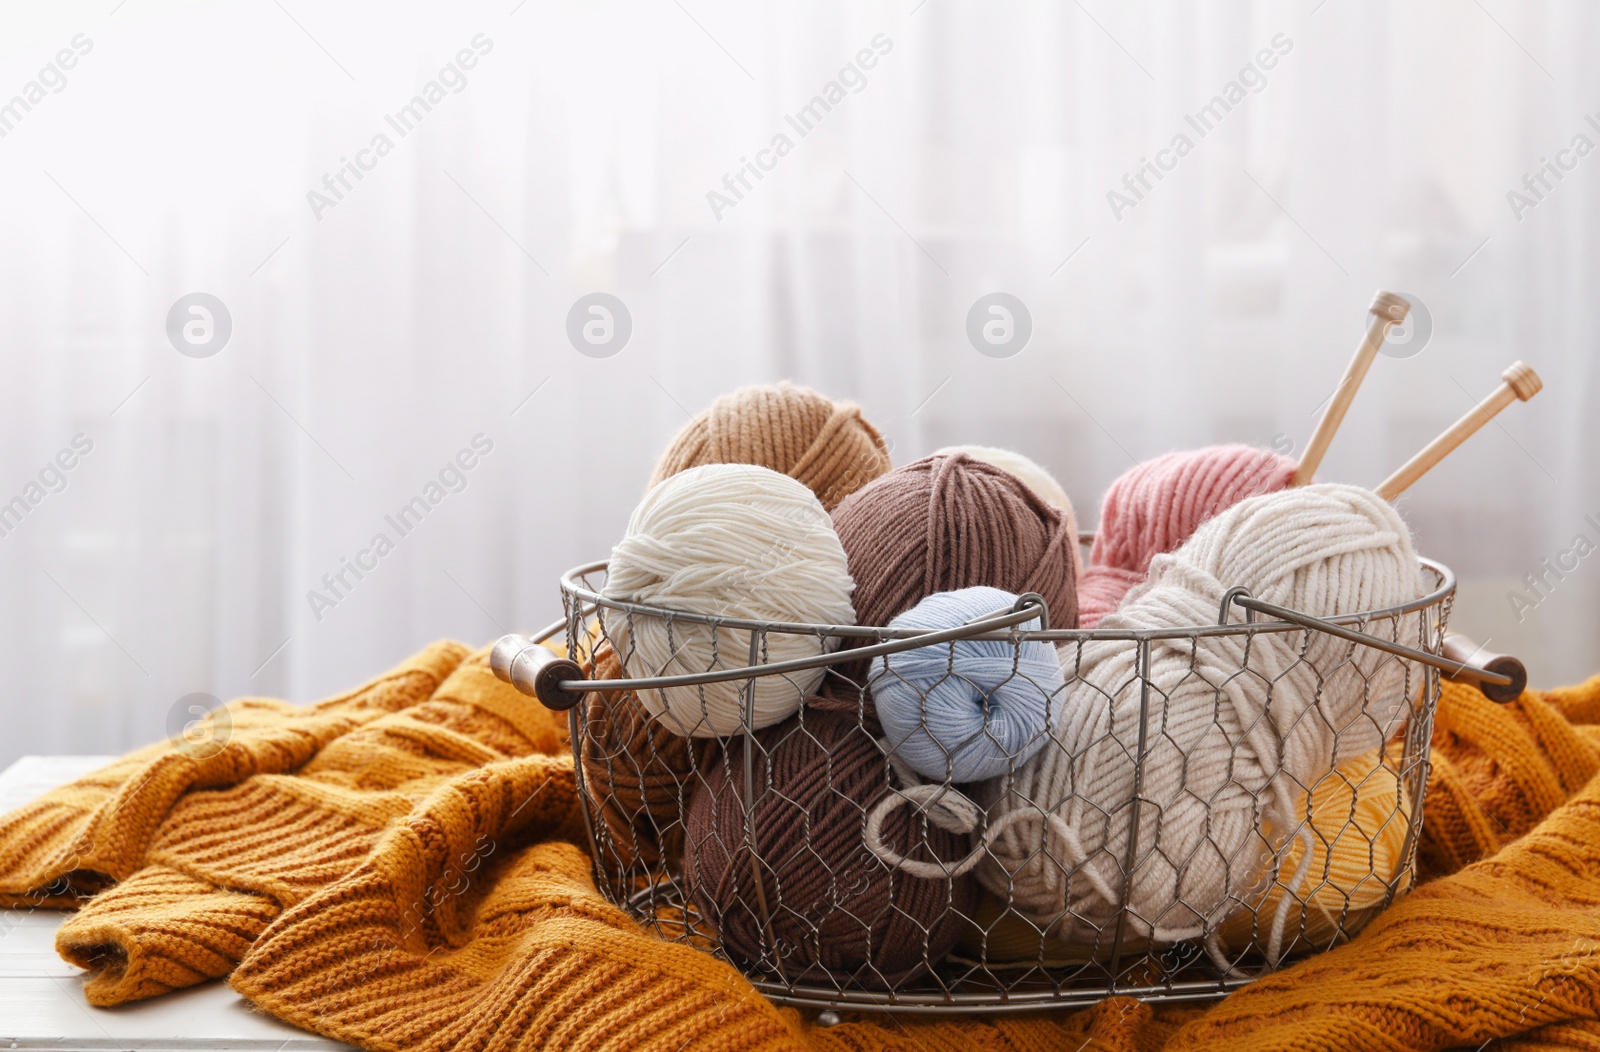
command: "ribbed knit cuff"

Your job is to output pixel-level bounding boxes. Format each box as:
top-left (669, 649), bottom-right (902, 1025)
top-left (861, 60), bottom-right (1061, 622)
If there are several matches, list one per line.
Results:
top-left (56, 864), bottom-right (282, 1006)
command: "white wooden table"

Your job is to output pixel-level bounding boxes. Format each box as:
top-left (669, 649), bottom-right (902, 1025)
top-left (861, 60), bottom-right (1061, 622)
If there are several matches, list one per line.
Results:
top-left (0, 756), bottom-right (352, 1051)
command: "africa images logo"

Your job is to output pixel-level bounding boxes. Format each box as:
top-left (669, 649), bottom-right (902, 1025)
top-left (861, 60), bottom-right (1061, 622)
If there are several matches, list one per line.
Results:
top-left (706, 33), bottom-right (893, 221)
top-left (305, 434), bottom-right (495, 621)
top-left (306, 34), bottom-right (494, 221)
top-left (0, 34), bottom-right (93, 139)
top-left (1106, 33), bottom-right (1293, 221)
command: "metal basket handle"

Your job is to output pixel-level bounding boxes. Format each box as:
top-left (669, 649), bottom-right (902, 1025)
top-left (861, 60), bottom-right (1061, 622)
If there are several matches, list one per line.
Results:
top-left (489, 620), bottom-right (587, 711)
top-left (1218, 588), bottom-right (1522, 701)
top-left (1440, 633), bottom-right (1527, 702)
top-left (493, 589), bottom-right (1524, 710)
top-left (490, 595), bottom-right (1048, 712)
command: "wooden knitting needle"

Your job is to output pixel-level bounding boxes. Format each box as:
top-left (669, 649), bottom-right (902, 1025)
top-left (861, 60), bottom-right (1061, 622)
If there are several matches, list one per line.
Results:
top-left (1375, 361), bottom-right (1543, 501)
top-left (1290, 290), bottom-right (1411, 486)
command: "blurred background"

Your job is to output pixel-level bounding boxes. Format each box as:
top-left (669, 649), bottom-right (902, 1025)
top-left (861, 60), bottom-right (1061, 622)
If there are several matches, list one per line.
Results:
top-left (0, 0), bottom-right (1595, 768)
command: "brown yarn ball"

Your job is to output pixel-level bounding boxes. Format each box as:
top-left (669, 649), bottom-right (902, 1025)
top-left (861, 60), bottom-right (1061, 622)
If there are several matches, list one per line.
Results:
top-left (649, 381), bottom-right (891, 511)
top-left (816, 453), bottom-right (1080, 721)
top-left (683, 709), bottom-right (976, 986)
top-left (579, 644), bottom-right (716, 871)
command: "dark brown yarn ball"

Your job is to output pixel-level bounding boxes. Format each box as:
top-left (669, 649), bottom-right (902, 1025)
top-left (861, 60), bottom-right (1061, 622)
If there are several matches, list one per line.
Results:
top-left (816, 453), bottom-right (1080, 721)
top-left (579, 644), bottom-right (717, 872)
top-left (683, 709), bottom-right (976, 986)
top-left (649, 381), bottom-right (891, 511)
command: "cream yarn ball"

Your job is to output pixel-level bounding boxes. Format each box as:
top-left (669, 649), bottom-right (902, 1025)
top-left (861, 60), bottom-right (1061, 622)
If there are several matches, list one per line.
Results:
top-left (865, 483), bottom-right (1423, 964)
top-left (602, 463), bottom-right (856, 737)
top-left (934, 445), bottom-right (1081, 577)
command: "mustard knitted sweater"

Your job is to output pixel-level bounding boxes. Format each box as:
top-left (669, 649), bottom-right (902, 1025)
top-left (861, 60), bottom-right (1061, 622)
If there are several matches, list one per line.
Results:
top-left (226, 673), bottom-right (1600, 1052)
top-left (5, 646), bottom-right (1600, 1050)
top-left (0, 640), bottom-right (568, 1004)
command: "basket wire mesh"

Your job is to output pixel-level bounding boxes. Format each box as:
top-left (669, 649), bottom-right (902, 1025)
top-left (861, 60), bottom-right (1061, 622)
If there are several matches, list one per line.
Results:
top-left (501, 553), bottom-right (1465, 1016)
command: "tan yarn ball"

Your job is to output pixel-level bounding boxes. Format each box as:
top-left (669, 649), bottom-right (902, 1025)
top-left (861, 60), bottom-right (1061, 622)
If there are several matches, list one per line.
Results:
top-left (649, 381), bottom-right (891, 511)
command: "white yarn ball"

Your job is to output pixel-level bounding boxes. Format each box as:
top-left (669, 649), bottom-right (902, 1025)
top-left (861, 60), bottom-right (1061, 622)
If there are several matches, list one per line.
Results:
top-left (935, 445), bottom-right (1081, 576)
top-left (865, 483), bottom-right (1423, 962)
top-left (601, 463), bottom-right (856, 738)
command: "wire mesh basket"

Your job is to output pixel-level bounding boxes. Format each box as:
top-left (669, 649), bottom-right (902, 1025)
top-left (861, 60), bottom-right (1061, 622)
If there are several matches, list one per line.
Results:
top-left (492, 549), bottom-right (1513, 1017)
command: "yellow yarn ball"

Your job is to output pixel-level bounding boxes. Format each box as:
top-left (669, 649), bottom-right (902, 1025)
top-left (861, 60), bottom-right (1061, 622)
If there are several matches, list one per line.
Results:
top-left (1219, 748), bottom-right (1412, 954)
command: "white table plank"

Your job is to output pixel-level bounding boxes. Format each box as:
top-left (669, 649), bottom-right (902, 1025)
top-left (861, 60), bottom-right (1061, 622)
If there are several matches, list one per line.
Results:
top-left (0, 756), bottom-right (352, 1051)
top-left (0, 756), bottom-right (119, 813)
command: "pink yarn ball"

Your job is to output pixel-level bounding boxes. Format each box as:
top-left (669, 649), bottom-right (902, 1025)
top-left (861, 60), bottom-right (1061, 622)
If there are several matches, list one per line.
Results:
top-left (1075, 565), bottom-right (1147, 629)
top-left (1078, 445), bottom-right (1297, 627)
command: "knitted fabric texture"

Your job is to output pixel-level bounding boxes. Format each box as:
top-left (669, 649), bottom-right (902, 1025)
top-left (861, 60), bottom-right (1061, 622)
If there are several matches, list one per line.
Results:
top-left (232, 754), bottom-right (806, 1052)
top-left (1079, 444), bottom-right (1297, 627)
top-left (817, 453), bottom-right (1079, 726)
top-left (12, 667), bottom-right (1600, 1049)
top-left (648, 381), bottom-right (891, 512)
top-left (0, 640), bottom-right (568, 1005)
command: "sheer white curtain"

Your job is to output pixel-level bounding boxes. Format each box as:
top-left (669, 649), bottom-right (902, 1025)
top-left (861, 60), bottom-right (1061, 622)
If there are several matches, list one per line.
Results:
top-left (1, 0), bottom-right (1595, 767)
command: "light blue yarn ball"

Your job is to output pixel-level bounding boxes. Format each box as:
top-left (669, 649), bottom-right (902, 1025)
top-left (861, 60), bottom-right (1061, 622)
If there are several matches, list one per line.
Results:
top-left (870, 586), bottom-right (1067, 784)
